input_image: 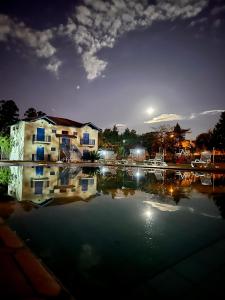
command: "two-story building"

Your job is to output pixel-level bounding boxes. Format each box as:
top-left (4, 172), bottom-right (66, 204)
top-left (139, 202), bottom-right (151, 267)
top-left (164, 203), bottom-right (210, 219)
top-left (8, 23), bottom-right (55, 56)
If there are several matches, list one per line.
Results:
top-left (10, 115), bottom-right (101, 162)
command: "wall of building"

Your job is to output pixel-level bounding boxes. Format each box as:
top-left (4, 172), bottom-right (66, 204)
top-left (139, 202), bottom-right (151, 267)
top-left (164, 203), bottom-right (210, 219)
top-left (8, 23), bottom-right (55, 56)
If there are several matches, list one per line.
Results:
top-left (10, 122), bottom-right (25, 160)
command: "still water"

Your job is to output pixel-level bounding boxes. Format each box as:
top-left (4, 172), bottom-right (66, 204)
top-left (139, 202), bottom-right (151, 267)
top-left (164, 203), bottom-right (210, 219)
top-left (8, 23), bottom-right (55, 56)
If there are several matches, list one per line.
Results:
top-left (1, 165), bottom-right (225, 299)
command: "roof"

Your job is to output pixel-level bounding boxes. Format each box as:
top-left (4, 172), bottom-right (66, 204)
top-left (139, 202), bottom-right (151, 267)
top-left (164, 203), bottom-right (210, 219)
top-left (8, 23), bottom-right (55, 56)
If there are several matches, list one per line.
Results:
top-left (22, 115), bottom-right (101, 131)
top-left (46, 116), bottom-right (83, 127)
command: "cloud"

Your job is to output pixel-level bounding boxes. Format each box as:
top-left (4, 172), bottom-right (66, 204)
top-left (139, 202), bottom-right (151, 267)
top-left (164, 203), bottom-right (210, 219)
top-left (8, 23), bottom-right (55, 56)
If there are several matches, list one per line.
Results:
top-left (189, 16), bottom-right (208, 27)
top-left (46, 59), bottom-right (62, 76)
top-left (212, 19), bottom-right (222, 28)
top-left (0, 14), bottom-right (62, 76)
top-left (200, 109), bottom-right (224, 115)
top-left (210, 5), bottom-right (225, 15)
top-left (0, 0), bottom-right (209, 80)
top-left (144, 109), bottom-right (224, 124)
top-left (145, 113), bottom-right (184, 124)
top-left (115, 123), bottom-right (126, 127)
top-left (61, 0), bottom-right (208, 80)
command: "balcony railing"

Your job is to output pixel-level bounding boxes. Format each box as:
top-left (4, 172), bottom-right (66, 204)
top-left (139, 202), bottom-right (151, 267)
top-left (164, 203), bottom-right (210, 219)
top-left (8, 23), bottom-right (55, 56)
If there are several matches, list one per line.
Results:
top-left (33, 135), bottom-right (51, 143)
top-left (32, 154), bottom-right (51, 161)
top-left (80, 139), bottom-right (95, 146)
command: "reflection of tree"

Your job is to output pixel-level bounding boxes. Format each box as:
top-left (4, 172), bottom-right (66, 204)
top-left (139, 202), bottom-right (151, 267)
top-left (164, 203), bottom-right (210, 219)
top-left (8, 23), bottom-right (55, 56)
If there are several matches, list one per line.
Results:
top-left (20, 201), bottom-right (36, 212)
top-left (0, 201), bottom-right (16, 220)
top-left (97, 170), bottom-right (136, 198)
top-left (213, 195), bottom-right (225, 219)
top-left (82, 167), bottom-right (100, 176)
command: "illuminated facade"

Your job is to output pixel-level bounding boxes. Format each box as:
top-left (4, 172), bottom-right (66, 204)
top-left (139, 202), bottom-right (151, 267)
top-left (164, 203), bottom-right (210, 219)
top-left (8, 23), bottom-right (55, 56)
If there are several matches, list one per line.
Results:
top-left (10, 116), bottom-right (100, 162)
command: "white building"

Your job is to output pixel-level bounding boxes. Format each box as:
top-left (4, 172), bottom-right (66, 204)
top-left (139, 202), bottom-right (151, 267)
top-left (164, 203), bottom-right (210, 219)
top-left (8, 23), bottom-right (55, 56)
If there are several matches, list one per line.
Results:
top-left (10, 115), bottom-right (101, 162)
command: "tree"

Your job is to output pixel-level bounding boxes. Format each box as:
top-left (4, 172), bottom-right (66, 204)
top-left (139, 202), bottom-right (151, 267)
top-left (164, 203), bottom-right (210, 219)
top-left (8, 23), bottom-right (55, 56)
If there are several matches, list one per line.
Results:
top-left (102, 125), bottom-right (119, 145)
top-left (89, 150), bottom-right (100, 162)
top-left (0, 100), bottom-right (19, 135)
top-left (212, 112), bottom-right (225, 150)
top-left (0, 135), bottom-right (12, 159)
top-left (24, 107), bottom-right (45, 120)
top-left (195, 131), bottom-right (213, 150)
top-left (173, 123), bottom-right (190, 147)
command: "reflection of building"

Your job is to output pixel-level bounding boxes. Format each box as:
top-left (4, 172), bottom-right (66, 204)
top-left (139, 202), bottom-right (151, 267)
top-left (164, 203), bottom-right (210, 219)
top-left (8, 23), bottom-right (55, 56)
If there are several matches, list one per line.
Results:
top-left (129, 146), bottom-right (147, 161)
top-left (8, 166), bottom-right (98, 205)
top-left (10, 116), bottom-right (100, 162)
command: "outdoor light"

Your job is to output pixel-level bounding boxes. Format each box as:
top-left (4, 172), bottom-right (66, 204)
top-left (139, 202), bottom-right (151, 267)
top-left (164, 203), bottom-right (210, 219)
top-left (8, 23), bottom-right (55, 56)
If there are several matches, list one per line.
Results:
top-left (169, 187), bottom-right (174, 194)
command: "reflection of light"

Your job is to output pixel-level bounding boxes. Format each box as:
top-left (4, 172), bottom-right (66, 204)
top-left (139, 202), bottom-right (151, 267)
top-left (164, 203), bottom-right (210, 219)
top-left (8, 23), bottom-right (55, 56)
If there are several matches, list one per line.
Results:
top-left (135, 171), bottom-right (141, 177)
top-left (136, 149), bottom-right (141, 154)
top-left (101, 167), bottom-right (107, 175)
top-left (143, 209), bottom-right (153, 220)
top-left (102, 150), bottom-right (106, 156)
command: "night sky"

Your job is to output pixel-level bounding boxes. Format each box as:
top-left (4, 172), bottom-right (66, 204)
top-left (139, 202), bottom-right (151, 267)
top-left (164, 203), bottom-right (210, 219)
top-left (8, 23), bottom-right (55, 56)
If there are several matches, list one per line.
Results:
top-left (0, 0), bottom-right (225, 138)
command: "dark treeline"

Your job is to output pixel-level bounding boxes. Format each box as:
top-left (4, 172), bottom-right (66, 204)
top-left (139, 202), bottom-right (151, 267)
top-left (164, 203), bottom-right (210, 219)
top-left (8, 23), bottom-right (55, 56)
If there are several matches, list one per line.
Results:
top-left (0, 99), bottom-right (45, 135)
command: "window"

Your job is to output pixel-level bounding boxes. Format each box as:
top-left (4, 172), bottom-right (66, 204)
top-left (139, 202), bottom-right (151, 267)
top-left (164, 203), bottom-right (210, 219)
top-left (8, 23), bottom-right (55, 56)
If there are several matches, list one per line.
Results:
top-left (36, 166), bottom-right (44, 176)
top-left (62, 130), bottom-right (68, 135)
top-left (36, 128), bottom-right (45, 141)
top-left (51, 147), bottom-right (56, 151)
top-left (52, 129), bottom-right (57, 133)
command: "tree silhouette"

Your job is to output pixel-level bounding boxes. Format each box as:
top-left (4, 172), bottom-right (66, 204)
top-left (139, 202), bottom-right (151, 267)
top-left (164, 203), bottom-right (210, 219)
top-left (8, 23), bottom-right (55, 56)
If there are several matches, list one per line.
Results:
top-left (212, 112), bottom-right (225, 150)
top-left (195, 131), bottom-right (213, 150)
top-left (0, 100), bottom-right (19, 135)
top-left (24, 107), bottom-right (45, 120)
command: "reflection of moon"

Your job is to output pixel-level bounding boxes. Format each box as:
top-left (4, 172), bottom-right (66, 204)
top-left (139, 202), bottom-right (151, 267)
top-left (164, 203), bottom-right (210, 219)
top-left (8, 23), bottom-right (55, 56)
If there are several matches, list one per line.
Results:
top-left (146, 107), bottom-right (155, 114)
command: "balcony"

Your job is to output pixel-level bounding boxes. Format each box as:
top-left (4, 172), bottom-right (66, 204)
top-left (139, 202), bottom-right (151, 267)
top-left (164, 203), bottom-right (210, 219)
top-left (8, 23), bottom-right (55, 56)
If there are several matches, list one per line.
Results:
top-left (80, 139), bottom-right (95, 146)
top-left (31, 154), bottom-right (51, 161)
top-left (33, 135), bottom-right (51, 144)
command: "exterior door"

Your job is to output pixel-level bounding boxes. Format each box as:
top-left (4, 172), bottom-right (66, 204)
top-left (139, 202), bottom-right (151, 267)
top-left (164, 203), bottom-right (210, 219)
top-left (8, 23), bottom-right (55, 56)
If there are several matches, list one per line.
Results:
top-left (34, 181), bottom-right (43, 194)
top-left (37, 128), bottom-right (45, 141)
top-left (83, 133), bottom-right (89, 144)
top-left (61, 137), bottom-right (70, 150)
top-left (83, 150), bottom-right (90, 160)
top-left (36, 147), bottom-right (44, 161)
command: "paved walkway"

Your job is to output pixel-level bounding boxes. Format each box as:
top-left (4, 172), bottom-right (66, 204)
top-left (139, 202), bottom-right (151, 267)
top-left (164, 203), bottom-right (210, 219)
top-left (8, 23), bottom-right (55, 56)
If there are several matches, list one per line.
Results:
top-left (0, 217), bottom-right (74, 300)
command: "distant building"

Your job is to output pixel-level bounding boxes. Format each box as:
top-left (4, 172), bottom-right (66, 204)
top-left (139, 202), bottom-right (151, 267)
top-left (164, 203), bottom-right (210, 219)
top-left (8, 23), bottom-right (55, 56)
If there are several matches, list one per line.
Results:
top-left (129, 146), bottom-right (147, 161)
top-left (98, 149), bottom-right (116, 160)
top-left (10, 115), bottom-right (101, 162)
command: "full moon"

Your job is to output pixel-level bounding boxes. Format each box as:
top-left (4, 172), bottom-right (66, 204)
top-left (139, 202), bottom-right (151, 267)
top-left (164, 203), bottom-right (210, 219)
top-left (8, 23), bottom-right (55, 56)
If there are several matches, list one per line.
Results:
top-left (146, 107), bottom-right (155, 115)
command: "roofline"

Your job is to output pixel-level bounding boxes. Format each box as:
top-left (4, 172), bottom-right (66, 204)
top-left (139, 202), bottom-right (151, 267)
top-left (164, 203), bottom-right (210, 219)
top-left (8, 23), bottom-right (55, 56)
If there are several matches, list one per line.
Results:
top-left (83, 122), bottom-right (102, 131)
top-left (20, 116), bottom-right (101, 130)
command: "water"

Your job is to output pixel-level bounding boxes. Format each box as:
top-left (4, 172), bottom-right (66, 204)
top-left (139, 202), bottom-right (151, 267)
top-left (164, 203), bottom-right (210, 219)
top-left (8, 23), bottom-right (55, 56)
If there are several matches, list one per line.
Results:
top-left (1, 165), bottom-right (225, 299)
